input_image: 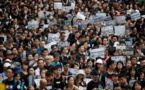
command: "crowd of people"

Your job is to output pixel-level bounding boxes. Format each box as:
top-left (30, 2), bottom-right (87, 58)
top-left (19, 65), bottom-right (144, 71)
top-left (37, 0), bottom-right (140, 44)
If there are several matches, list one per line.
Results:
top-left (0, 0), bottom-right (145, 90)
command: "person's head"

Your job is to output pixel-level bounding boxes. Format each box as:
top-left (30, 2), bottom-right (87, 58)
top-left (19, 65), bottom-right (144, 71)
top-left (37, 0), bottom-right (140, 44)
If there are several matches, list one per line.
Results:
top-left (61, 47), bottom-right (68, 54)
top-left (92, 70), bottom-right (100, 81)
top-left (51, 45), bottom-right (57, 52)
top-left (60, 32), bottom-right (66, 40)
top-left (28, 86), bottom-right (35, 90)
top-left (40, 41), bottom-right (45, 48)
top-left (6, 68), bottom-right (15, 78)
top-left (27, 54), bottom-right (33, 60)
top-left (112, 72), bottom-right (119, 82)
top-left (103, 37), bottom-right (109, 45)
top-left (63, 61), bottom-right (70, 71)
top-left (42, 48), bottom-right (49, 56)
top-left (11, 47), bottom-right (18, 55)
top-left (32, 45), bottom-right (37, 53)
top-left (126, 60), bottom-right (132, 69)
top-left (106, 60), bottom-right (116, 70)
top-left (76, 70), bottom-right (85, 80)
top-left (45, 71), bottom-right (52, 82)
top-left (140, 58), bottom-right (145, 67)
top-left (44, 55), bottom-right (52, 65)
top-left (119, 75), bottom-right (128, 85)
top-left (14, 73), bottom-right (21, 81)
top-left (67, 76), bottom-right (75, 85)
top-left (72, 63), bottom-right (79, 70)
top-left (84, 66), bottom-right (92, 74)
top-left (125, 30), bottom-right (131, 36)
top-left (129, 67), bottom-right (136, 76)
top-left (37, 59), bottom-right (44, 69)
top-left (6, 50), bottom-right (13, 60)
top-left (131, 56), bottom-right (137, 65)
top-left (40, 68), bottom-right (46, 78)
top-left (112, 36), bottom-right (118, 43)
top-left (39, 79), bottom-right (47, 89)
top-left (53, 53), bottom-right (60, 63)
top-left (116, 61), bottom-right (123, 70)
top-left (87, 59), bottom-right (93, 67)
top-left (132, 81), bottom-right (142, 90)
top-left (114, 83), bottom-right (122, 90)
top-left (53, 66), bottom-right (62, 76)
top-left (34, 38), bottom-right (40, 46)
top-left (22, 61), bottom-right (28, 70)
top-left (95, 58), bottom-right (103, 70)
top-left (28, 67), bottom-right (35, 75)
top-left (77, 43), bottom-right (84, 53)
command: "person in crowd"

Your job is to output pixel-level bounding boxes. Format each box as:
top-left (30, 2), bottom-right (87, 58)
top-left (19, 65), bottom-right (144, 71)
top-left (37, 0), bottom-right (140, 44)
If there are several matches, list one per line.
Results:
top-left (74, 69), bottom-right (86, 89)
top-left (64, 76), bottom-right (79, 90)
top-left (2, 68), bottom-right (20, 90)
top-left (87, 70), bottom-right (104, 90)
top-left (45, 71), bottom-right (54, 90)
top-left (132, 81), bottom-right (142, 90)
top-left (119, 75), bottom-right (131, 90)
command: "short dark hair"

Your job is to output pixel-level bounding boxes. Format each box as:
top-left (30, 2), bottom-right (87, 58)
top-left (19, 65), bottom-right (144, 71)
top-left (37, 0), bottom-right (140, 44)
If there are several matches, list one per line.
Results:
top-left (45, 71), bottom-right (52, 76)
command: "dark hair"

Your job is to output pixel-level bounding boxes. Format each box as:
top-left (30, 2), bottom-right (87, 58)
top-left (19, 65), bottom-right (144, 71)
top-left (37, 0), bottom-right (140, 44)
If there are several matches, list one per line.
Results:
top-left (45, 71), bottom-right (52, 76)
top-left (106, 59), bottom-right (115, 68)
top-left (132, 81), bottom-right (142, 90)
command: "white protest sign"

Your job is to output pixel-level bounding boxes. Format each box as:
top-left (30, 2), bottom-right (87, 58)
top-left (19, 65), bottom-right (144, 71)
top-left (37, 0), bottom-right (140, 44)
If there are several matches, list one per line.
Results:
top-left (89, 47), bottom-right (106, 58)
top-left (96, 13), bottom-right (106, 17)
top-left (34, 79), bottom-right (41, 86)
top-left (105, 77), bottom-right (113, 90)
top-left (116, 45), bottom-right (126, 50)
top-left (69, 68), bottom-right (78, 75)
top-left (71, 2), bottom-right (75, 10)
top-left (57, 41), bottom-right (70, 50)
top-left (45, 41), bottom-right (57, 52)
top-left (125, 40), bottom-right (132, 49)
top-left (115, 16), bottom-right (126, 24)
top-left (114, 25), bottom-right (126, 36)
top-left (129, 80), bottom-right (136, 87)
top-left (84, 78), bottom-right (92, 85)
top-left (101, 26), bottom-right (114, 36)
top-left (123, 49), bottom-right (134, 56)
top-left (62, 6), bottom-right (71, 12)
top-left (54, 2), bottom-right (62, 9)
top-left (111, 56), bottom-right (126, 66)
top-left (131, 13), bottom-right (141, 21)
top-left (48, 33), bottom-right (60, 43)
top-left (76, 12), bottom-right (86, 20)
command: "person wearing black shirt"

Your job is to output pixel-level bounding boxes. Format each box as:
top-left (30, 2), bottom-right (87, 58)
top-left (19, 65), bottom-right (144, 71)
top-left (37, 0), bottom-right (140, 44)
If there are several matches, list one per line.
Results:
top-left (87, 70), bottom-right (104, 90)
top-left (45, 71), bottom-right (54, 90)
top-left (2, 68), bottom-right (20, 90)
top-left (119, 75), bottom-right (131, 90)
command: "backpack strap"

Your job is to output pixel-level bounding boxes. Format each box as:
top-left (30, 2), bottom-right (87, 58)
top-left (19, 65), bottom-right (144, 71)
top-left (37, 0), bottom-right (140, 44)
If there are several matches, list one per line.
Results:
top-left (14, 79), bottom-right (18, 88)
top-left (62, 75), bottom-right (65, 82)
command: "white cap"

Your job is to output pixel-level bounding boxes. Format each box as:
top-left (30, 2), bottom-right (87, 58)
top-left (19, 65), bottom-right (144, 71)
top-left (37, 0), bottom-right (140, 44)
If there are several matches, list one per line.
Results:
top-left (76, 69), bottom-right (85, 78)
top-left (4, 63), bottom-right (11, 67)
top-left (95, 59), bottom-right (103, 64)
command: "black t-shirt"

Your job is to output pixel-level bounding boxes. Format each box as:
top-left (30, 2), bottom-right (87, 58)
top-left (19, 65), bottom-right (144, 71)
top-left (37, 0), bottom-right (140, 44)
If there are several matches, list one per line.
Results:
top-left (52, 76), bottom-right (65, 90)
top-left (121, 84), bottom-right (131, 90)
top-left (45, 82), bottom-right (54, 90)
top-left (44, 65), bottom-right (52, 71)
top-left (87, 80), bottom-right (104, 90)
top-left (2, 79), bottom-right (20, 90)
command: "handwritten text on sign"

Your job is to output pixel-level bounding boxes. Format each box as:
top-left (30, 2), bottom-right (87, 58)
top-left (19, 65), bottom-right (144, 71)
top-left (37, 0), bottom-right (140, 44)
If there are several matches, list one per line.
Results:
top-left (90, 48), bottom-right (106, 58)
top-left (111, 56), bottom-right (126, 66)
top-left (101, 26), bottom-right (114, 36)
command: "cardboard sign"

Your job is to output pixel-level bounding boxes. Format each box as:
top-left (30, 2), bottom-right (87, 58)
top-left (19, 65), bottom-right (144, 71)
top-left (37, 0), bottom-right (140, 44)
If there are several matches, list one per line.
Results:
top-left (111, 56), bottom-right (126, 66)
top-left (48, 33), bottom-right (60, 43)
top-left (131, 13), bottom-right (141, 21)
top-left (105, 77), bottom-right (113, 90)
top-left (96, 13), bottom-right (106, 17)
top-left (57, 41), bottom-right (70, 50)
top-left (54, 2), bottom-right (62, 9)
top-left (123, 49), bottom-right (134, 56)
top-left (116, 44), bottom-right (126, 50)
top-left (114, 25), bottom-right (126, 36)
top-left (125, 40), bottom-right (133, 49)
top-left (115, 16), bottom-right (126, 24)
top-left (69, 68), bottom-right (78, 75)
top-left (101, 26), bottom-right (114, 36)
top-left (89, 48), bottom-right (106, 58)
top-left (76, 12), bottom-right (86, 20)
